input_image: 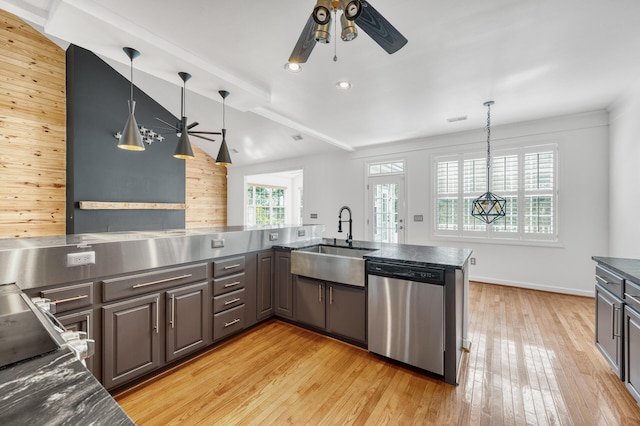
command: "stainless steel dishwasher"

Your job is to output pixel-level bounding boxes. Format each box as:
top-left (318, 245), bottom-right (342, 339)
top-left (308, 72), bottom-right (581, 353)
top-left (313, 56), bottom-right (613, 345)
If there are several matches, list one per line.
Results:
top-left (367, 260), bottom-right (445, 375)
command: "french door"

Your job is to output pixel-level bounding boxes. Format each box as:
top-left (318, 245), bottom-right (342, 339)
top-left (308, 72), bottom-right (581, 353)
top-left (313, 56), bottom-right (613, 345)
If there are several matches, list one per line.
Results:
top-left (367, 175), bottom-right (405, 243)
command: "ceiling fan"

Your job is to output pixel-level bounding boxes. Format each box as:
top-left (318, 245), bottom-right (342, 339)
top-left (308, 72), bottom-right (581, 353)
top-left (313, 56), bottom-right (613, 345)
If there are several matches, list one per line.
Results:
top-left (155, 72), bottom-right (221, 158)
top-left (288, 0), bottom-right (408, 64)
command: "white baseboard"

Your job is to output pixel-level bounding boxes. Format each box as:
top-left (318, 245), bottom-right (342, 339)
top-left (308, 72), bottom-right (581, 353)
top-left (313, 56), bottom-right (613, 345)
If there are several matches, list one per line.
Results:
top-left (469, 275), bottom-right (594, 297)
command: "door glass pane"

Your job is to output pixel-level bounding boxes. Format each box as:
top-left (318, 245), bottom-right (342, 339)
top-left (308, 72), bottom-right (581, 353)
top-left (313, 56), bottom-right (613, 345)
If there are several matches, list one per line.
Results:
top-left (372, 183), bottom-right (399, 243)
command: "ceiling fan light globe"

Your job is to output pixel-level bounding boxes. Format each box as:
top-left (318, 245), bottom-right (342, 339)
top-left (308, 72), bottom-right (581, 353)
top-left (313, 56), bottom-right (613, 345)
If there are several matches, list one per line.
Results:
top-left (314, 23), bottom-right (331, 43)
top-left (339, 0), bottom-right (361, 20)
top-left (340, 14), bottom-right (358, 41)
top-left (313, 0), bottom-right (332, 25)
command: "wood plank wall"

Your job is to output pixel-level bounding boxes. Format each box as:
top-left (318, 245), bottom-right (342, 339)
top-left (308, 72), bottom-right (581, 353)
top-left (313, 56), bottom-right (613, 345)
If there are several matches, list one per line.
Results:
top-left (0, 9), bottom-right (228, 237)
top-left (186, 145), bottom-right (227, 228)
top-left (0, 9), bottom-right (66, 238)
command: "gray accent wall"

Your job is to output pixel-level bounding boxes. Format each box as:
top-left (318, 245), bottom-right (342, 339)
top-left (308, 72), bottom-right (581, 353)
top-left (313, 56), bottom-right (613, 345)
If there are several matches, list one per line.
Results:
top-left (66, 45), bottom-right (185, 234)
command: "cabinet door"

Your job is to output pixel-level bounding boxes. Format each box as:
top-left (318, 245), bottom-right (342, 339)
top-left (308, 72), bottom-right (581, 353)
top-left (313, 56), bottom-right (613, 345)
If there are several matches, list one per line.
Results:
top-left (275, 251), bottom-right (293, 318)
top-left (327, 283), bottom-right (366, 344)
top-left (625, 306), bottom-right (640, 403)
top-left (166, 282), bottom-right (210, 363)
top-left (595, 285), bottom-right (623, 378)
top-left (257, 250), bottom-right (274, 320)
top-left (57, 309), bottom-right (95, 376)
top-left (295, 276), bottom-right (325, 329)
top-left (102, 294), bottom-right (160, 390)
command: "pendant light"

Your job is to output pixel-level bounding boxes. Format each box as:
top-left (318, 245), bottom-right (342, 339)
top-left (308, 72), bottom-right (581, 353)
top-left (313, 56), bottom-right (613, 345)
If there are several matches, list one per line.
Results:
top-left (173, 72), bottom-right (195, 160)
top-left (471, 101), bottom-right (506, 224)
top-left (216, 90), bottom-right (232, 166)
top-left (117, 47), bottom-right (144, 151)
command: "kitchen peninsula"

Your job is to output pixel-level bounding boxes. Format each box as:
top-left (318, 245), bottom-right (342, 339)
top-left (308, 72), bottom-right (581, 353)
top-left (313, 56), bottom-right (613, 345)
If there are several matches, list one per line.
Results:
top-left (0, 225), bottom-right (471, 422)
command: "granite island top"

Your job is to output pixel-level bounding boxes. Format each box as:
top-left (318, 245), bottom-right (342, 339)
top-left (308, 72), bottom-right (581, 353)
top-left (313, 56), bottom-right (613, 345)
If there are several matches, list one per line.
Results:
top-left (274, 238), bottom-right (472, 269)
top-left (0, 349), bottom-right (133, 425)
top-left (592, 256), bottom-right (640, 283)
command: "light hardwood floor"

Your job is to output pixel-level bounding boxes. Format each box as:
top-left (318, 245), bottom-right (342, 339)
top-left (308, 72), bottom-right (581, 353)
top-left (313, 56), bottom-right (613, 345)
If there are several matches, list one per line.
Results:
top-left (114, 282), bottom-right (640, 425)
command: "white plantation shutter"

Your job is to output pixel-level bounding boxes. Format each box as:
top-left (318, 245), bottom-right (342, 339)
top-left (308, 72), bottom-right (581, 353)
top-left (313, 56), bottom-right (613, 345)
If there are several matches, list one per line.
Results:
top-left (434, 145), bottom-right (557, 242)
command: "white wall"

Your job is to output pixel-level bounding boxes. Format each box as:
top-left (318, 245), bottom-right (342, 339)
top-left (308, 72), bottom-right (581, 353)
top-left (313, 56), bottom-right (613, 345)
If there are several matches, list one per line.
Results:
top-left (228, 111), bottom-right (609, 296)
top-left (609, 81), bottom-right (640, 258)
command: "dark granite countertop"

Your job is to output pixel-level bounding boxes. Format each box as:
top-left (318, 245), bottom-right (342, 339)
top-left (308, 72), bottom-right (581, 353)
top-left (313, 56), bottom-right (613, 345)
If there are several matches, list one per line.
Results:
top-left (274, 238), bottom-right (472, 269)
top-left (593, 256), bottom-right (640, 283)
top-left (0, 349), bottom-right (133, 425)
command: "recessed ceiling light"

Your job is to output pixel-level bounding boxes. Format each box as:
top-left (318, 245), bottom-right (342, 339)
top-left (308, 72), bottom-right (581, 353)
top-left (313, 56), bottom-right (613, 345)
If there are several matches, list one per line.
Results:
top-left (284, 62), bottom-right (302, 73)
top-left (336, 81), bottom-right (352, 90)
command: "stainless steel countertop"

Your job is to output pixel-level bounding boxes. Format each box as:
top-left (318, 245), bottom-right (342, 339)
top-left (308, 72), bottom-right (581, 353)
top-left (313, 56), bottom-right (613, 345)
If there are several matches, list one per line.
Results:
top-left (0, 225), bottom-right (325, 290)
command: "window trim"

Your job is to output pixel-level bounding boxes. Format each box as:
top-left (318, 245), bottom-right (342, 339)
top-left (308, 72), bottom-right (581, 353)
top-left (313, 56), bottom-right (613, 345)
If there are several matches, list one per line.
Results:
top-left (432, 143), bottom-right (559, 246)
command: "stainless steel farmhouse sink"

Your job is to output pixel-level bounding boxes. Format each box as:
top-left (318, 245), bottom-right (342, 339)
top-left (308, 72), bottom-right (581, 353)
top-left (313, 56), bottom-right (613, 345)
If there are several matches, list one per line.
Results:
top-left (290, 244), bottom-right (376, 287)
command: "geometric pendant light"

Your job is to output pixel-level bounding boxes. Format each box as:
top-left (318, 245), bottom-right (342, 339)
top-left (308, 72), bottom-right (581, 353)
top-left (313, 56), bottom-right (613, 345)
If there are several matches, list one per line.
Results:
top-left (173, 72), bottom-right (195, 159)
top-left (471, 101), bottom-right (506, 224)
top-left (117, 47), bottom-right (145, 151)
top-left (215, 90), bottom-right (232, 166)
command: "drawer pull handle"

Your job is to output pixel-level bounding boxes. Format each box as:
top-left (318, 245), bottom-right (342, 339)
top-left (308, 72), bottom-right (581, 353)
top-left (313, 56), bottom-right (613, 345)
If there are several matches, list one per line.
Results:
top-left (132, 274), bottom-right (193, 289)
top-left (224, 298), bottom-right (241, 306)
top-left (224, 264), bottom-right (241, 270)
top-left (52, 294), bottom-right (89, 305)
top-left (224, 281), bottom-right (241, 288)
top-left (224, 318), bottom-right (240, 328)
top-left (625, 293), bottom-right (640, 304)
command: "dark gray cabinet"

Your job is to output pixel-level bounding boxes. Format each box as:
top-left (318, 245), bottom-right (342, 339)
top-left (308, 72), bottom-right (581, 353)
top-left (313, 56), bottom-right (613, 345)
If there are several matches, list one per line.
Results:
top-left (257, 250), bottom-right (274, 320)
top-left (596, 283), bottom-right (623, 378)
top-left (295, 276), bottom-right (325, 329)
top-left (326, 283), bottom-right (366, 343)
top-left (625, 305), bottom-right (640, 403)
top-left (212, 255), bottom-right (247, 341)
top-left (165, 282), bottom-right (209, 363)
top-left (275, 250), bottom-right (293, 318)
top-left (102, 293), bottom-right (161, 390)
top-left (294, 275), bottom-right (367, 345)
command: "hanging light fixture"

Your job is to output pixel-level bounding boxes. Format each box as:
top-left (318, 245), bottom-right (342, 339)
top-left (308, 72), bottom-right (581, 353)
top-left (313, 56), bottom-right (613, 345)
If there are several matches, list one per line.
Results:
top-left (173, 72), bottom-right (195, 160)
top-left (117, 47), bottom-right (144, 151)
top-left (471, 101), bottom-right (506, 224)
top-left (216, 90), bottom-right (232, 166)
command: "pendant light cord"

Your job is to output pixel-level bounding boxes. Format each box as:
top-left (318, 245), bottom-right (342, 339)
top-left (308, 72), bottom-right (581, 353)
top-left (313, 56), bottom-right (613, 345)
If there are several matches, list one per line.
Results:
top-left (485, 102), bottom-right (492, 193)
top-left (129, 58), bottom-right (134, 102)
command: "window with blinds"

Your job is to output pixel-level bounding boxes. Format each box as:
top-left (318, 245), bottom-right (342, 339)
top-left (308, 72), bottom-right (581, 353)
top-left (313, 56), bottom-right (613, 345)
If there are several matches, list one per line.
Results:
top-left (434, 144), bottom-right (557, 242)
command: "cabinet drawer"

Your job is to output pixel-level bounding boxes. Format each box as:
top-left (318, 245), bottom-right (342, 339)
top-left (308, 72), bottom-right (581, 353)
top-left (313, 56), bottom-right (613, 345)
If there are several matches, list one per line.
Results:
top-left (213, 256), bottom-right (245, 277)
top-left (213, 304), bottom-right (245, 340)
top-left (596, 264), bottom-right (624, 299)
top-left (213, 288), bottom-right (245, 313)
top-left (213, 272), bottom-right (245, 296)
top-left (103, 263), bottom-right (207, 302)
top-left (41, 282), bottom-right (93, 314)
top-left (626, 280), bottom-right (640, 312)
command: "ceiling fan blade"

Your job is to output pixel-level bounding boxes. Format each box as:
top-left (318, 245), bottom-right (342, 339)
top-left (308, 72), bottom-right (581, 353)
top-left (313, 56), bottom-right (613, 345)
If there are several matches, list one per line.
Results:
top-left (187, 122), bottom-right (199, 130)
top-left (189, 131), bottom-right (222, 135)
top-left (154, 117), bottom-right (179, 131)
top-left (355, 1), bottom-right (407, 54)
top-left (190, 134), bottom-right (217, 142)
top-left (288, 14), bottom-right (317, 64)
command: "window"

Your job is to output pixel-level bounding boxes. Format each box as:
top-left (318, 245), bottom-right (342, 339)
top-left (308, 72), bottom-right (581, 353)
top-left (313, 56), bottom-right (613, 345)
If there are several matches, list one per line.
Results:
top-left (247, 185), bottom-right (285, 225)
top-left (434, 144), bottom-right (557, 242)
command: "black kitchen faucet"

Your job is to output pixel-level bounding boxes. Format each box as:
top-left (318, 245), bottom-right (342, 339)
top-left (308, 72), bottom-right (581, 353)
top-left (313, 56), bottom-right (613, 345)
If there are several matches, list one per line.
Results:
top-left (338, 206), bottom-right (353, 246)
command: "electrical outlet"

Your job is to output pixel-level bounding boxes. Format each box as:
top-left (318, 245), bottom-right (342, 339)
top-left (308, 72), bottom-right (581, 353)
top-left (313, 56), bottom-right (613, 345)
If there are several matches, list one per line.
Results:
top-left (414, 215), bottom-right (424, 222)
top-left (67, 251), bottom-right (95, 267)
top-left (470, 257), bottom-right (476, 265)
top-left (269, 233), bottom-right (279, 241)
top-left (211, 239), bottom-right (225, 248)
top-left (297, 229), bottom-right (306, 237)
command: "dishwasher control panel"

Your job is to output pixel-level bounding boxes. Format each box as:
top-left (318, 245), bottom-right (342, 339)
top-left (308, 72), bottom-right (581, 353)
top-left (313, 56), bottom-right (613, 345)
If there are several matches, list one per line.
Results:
top-left (366, 261), bottom-right (445, 284)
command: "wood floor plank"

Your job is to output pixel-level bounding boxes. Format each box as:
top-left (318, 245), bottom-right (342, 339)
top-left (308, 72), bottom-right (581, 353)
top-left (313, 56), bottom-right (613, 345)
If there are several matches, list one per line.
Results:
top-left (115, 282), bottom-right (640, 425)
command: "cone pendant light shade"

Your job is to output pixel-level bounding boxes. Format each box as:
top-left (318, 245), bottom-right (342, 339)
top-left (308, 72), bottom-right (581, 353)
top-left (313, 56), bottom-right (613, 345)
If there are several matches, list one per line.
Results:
top-left (215, 90), bottom-right (232, 166)
top-left (117, 47), bottom-right (145, 151)
top-left (173, 117), bottom-right (195, 159)
top-left (216, 128), bottom-right (232, 166)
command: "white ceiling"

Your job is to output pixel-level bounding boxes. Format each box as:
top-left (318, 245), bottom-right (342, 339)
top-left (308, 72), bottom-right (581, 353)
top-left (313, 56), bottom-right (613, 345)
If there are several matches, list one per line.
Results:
top-left (3, 0), bottom-right (640, 166)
